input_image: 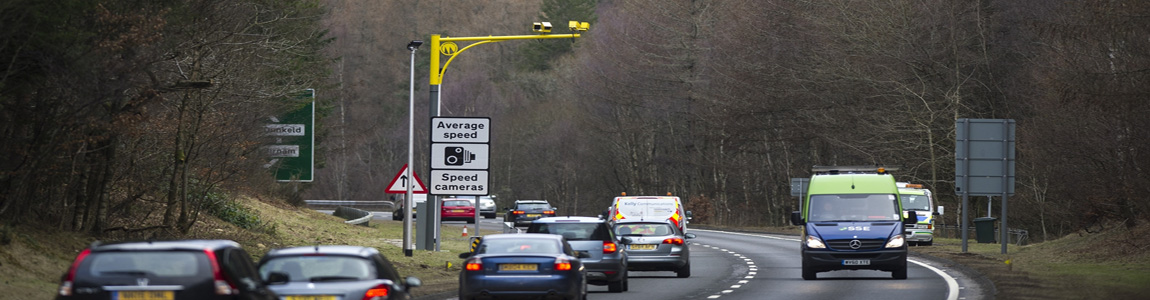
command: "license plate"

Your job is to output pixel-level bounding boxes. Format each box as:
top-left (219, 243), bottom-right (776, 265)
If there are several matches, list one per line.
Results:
top-left (452, 209), bottom-right (464, 213)
top-left (842, 259), bottom-right (871, 266)
top-left (629, 244), bottom-right (657, 250)
top-left (499, 263), bottom-right (537, 271)
top-left (285, 296), bottom-right (336, 300)
top-left (526, 214), bottom-right (540, 217)
top-left (117, 291), bottom-right (173, 300)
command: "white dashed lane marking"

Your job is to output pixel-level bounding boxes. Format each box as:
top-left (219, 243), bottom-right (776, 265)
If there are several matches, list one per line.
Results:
top-left (694, 243), bottom-right (755, 299)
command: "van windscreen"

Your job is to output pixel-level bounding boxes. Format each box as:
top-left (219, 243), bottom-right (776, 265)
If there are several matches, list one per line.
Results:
top-left (809, 194), bottom-right (900, 222)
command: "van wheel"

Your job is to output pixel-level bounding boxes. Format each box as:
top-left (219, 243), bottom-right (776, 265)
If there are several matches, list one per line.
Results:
top-left (892, 267), bottom-right (907, 279)
top-left (676, 262), bottom-right (691, 278)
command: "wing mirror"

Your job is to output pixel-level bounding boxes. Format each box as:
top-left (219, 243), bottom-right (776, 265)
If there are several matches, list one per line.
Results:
top-left (790, 211), bottom-right (804, 225)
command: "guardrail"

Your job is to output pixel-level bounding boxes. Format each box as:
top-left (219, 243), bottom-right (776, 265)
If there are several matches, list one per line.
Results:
top-left (305, 200), bottom-right (395, 208)
top-left (332, 206), bottom-right (373, 227)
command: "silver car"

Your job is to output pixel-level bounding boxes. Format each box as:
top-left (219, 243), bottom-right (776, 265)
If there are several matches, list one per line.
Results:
top-left (614, 221), bottom-right (696, 278)
top-left (527, 216), bottom-right (629, 292)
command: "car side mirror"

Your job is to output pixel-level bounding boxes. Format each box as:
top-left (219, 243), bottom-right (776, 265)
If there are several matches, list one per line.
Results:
top-left (458, 252), bottom-right (472, 259)
top-left (684, 233), bottom-right (697, 239)
top-left (790, 211), bottom-right (804, 225)
top-left (405, 276), bottom-right (422, 289)
top-left (265, 271), bottom-right (290, 285)
top-left (902, 211), bottom-right (918, 225)
top-left (552, 207), bottom-right (558, 210)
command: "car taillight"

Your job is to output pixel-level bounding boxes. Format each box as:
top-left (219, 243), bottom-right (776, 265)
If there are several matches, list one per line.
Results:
top-left (203, 249), bottom-right (236, 295)
top-left (362, 283), bottom-right (389, 300)
top-left (603, 241), bottom-right (618, 254)
top-left (512, 210), bottom-right (524, 215)
top-left (57, 249), bottom-right (91, 296)
top-left (544, 210), bottom-right (555, 215)
top-left (465, 257), bottom-right (482, 271)
top-left (663, 237), bottom-right (684, 245)
top-left (554, 257), bottom-right (572, 271)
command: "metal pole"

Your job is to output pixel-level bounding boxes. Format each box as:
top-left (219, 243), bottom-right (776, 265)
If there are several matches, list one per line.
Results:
top-left (404, 41), bottom-right (420, 257)
top-left (1001, 119), bottom-right (1010, 254)
top-left (429, 35), bottom-right (443, 252)
top-left (960, 119), bottom-right (971, 253)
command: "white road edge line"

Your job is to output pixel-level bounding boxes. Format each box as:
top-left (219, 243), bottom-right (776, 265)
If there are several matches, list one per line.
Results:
top-left (690, 228), bottom-right (960, 300)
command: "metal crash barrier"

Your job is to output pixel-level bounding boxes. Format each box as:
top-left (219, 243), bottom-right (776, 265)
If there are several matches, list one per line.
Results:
top-left (333, 206), bottom-right (373, 227)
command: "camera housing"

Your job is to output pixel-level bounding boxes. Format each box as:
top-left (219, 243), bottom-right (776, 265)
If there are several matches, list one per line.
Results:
top-left (444, 147), bottom-right (475, 166)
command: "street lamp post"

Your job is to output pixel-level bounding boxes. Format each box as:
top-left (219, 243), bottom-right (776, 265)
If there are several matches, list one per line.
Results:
top-left (404, 40), bottom-right (422, 257)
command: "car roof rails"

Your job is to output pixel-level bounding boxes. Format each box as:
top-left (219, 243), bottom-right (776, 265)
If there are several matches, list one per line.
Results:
top-left (811, 165), bottom-right (900, 175)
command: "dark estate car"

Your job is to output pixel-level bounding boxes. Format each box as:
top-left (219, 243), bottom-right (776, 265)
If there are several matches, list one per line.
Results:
top-left (504, 200), bottom-right (556, 227)
top-left (527, 216), bottom-right (629, 292)
top-left (458, 233), bottom-right (588, 300)
top-left (258, 245), bottom-right (421, 300)
top-left (614, 221), bottom-right (697, 278)
top-left (56, 239), bottom-right (278, 300)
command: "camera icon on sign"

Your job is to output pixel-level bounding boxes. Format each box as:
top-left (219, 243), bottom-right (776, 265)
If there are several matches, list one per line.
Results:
top-left (444, 147), bottom-right (475, 166)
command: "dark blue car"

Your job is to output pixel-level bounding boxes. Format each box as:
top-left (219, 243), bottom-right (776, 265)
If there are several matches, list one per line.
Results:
top-left (458, 233), bottom-right (589, 300)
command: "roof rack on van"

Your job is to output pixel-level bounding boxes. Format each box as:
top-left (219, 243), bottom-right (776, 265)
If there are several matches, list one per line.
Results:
top-left (811, 165), bottom-right (899, 175)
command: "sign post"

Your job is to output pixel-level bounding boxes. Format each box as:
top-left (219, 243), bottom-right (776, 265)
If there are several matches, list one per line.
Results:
top-left (429, 117), bottom-right (490, 250)
top-left (955, 118), bottom-right (1016, 254)
top-left (268, 89), bottom-right (315, 182)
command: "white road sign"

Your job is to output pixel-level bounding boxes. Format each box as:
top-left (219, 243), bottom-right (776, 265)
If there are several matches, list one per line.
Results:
top-left (430, 143), bottom-right (489, 169)
top-left (431, 117), bottom-right (490, 143)
top-left (430, 170), bottom-right (489, 195)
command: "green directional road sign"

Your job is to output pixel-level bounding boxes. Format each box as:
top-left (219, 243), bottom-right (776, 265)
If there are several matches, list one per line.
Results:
top-left (269, 89), bottom-right (315, 182)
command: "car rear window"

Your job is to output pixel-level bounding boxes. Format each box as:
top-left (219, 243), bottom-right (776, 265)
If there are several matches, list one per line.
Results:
top-left (477, 239), bottom-right (561, 254)
top-left (444, 200), bottom-right (472, 207)
top-left (260, 256), bottom-right (377, 282)
top-left (515, 203), bottom-right (550, 210)
top-left (85, 251), bottom-right (204, 278)
top-left (526, 223), bottom-right (612, 241)
top-left (614, 223), bottom-right (676, 236)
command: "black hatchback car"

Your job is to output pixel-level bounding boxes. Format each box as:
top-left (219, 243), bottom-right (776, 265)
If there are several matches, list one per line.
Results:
top-left (504, 200), bottom-right (556, 227)
top-left (257, 245), bottom-right (421, 300)
top-left (56, 239), bottom-right (278, 300)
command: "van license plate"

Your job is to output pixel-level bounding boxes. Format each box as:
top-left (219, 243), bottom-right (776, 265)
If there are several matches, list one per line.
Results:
top-left (117, 291), bottom-right (173, 300)
top-left (842, 259), bottom-right (870, 266)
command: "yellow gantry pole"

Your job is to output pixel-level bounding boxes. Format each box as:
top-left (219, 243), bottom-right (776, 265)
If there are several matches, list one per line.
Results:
top-left (419, 23), bottom-right (587, 252)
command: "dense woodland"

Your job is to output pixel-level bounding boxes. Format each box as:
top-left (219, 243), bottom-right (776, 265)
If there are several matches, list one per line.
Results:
top-left (1, 0), bottom-right (1147, 243)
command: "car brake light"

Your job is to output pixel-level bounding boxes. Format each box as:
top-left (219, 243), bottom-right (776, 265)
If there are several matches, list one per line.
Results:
top-left (662, 237), bottom-right (684, 245)
top-left (544, 210), bottom-right (555, 215)
top-left (465, 257), bottom-right (482, 271)
top-left (362, 283), bottom-right (390, 300)
top-left (512, 210), bottom-right (524, 215)
top-left (203, 249), bottom-right (236, 295)
top-left (57, 249), bottom-right (91, 296)
top-left (603, 241), bottom-right (618, 254)
top-left (555, 257), bottom-right (572, 271)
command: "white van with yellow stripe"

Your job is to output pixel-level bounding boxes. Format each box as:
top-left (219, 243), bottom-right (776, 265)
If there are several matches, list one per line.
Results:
top-left (607, 194), bottom-right (689, 233)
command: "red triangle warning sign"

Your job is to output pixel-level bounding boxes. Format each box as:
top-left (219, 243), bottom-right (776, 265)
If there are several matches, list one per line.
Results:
top-left (386, 164), bottom-right (428, 194)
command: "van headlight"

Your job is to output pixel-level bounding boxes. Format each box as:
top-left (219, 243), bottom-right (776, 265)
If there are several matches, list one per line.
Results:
top-left (885, 234), bottom-right (906, 248)
top-left (805, 235), bottom-right (826, 249)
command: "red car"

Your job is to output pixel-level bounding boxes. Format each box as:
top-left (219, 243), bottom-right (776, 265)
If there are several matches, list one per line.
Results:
top-left (441, 198), bottom-right (476, 223)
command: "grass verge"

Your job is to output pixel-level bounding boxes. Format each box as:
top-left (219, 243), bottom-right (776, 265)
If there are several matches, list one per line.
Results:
top-left (0, 196), bottom-right (496, 300)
